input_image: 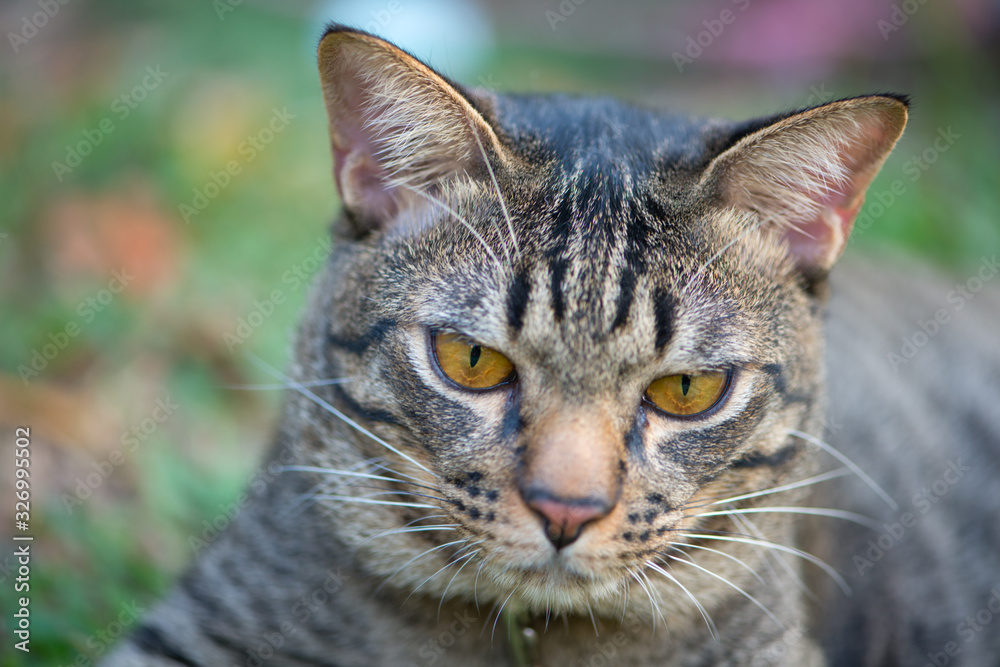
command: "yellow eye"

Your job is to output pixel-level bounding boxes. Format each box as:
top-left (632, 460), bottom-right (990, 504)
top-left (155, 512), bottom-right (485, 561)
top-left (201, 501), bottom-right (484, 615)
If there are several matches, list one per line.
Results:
top-left (645, 371), bottom-right (730, 417)
top-left (432, 332), bottom-right (515, 390)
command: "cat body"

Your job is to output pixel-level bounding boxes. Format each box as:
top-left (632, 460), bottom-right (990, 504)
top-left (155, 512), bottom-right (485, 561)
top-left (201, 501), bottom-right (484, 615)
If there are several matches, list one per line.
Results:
top-left (106, 26), bottom-right (1000, 666)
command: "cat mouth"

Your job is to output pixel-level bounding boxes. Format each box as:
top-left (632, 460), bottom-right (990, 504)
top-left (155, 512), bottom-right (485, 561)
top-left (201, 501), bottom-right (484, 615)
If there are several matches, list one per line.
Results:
top-left (490, 539), bottom-right (625, 585)
top-left (482, 554), bottom-right (629, 613)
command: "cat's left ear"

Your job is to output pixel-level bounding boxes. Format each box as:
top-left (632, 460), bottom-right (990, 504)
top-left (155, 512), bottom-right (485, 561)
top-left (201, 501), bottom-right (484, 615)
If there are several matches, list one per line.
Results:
top-left (317, 25), bottom-right (508, 234)
top-left (701, 95), bottom-right (908, 278)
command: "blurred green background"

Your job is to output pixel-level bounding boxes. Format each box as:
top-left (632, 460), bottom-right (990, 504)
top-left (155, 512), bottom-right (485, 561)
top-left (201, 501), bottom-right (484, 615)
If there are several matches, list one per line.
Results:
top-left (1, 0), bottom-right (997, 663)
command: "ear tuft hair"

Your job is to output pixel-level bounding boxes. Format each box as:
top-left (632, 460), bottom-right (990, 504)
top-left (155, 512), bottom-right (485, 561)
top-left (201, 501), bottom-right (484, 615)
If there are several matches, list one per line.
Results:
top-left (702, 95), bottom-right (908, 277)
top-left (317, 26), bottom-right (506, 233)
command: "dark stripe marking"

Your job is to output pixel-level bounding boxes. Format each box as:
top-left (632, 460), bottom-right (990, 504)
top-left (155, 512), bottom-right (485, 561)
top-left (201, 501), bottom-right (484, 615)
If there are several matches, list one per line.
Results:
top-left (610, 267), bottom-right (637, 332)
top-left (327, 318), bottom-right (396, 355)
top-left (761, 363), bottom-right (812, 406)
top-left (731, 442), bottom-right (801, 469)
top-left (330, 384), bottom-right (403, 429)
top-left (180, 575), bottom-right (238, 627)
top-left (624, 410), bottom-right (646, 459)
top-left (203, 628), bottom-right (250, 658)
top-left (652, 287), bottom-right (675, 349)
top-left (501, 391), bottom-right (524, 441)
top-left (506, 268), bottom-right (531, 332)
top-left (132, 625), bottom-right (201, 666)
top-left (549, 257), bottom-right (568, 321)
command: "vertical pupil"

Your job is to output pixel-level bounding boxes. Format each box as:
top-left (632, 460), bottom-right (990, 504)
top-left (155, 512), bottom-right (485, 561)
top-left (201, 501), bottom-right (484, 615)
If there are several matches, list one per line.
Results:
top-left (470, 345), bottom-right (482, 368)
top-left (680, 374), bottom-right (691, 396)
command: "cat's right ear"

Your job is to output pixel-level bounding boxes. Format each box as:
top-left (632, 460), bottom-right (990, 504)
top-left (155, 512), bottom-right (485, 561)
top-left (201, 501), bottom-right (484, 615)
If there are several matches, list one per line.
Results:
top-left (317, 25), bottom-right (507, 235)
top-left (700, 95), bottom-right (908, 281)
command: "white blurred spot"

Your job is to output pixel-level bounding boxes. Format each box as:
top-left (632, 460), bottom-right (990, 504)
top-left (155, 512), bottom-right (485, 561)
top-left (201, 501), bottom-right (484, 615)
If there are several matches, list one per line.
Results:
top-left (314, 0), bottom-right (494, 79)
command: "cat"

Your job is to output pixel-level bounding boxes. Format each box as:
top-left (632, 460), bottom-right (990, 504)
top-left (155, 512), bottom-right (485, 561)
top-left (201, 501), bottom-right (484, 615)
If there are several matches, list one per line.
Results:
top-left (105, 25), bottom-right (1000, 666)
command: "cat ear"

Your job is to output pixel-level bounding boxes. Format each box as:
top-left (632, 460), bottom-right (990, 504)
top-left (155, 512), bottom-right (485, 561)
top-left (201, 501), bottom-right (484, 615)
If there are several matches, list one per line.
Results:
top-left (317, 26), bottom-right (505, 232)
top-left (701, 95), bottom-right (908, 277)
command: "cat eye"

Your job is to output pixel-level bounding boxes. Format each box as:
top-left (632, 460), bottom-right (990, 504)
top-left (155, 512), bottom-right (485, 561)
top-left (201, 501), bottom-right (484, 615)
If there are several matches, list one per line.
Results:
top-left (432, 331), bottom-right (515, 390)
top-left (645, 370), bottom-right (730, 418)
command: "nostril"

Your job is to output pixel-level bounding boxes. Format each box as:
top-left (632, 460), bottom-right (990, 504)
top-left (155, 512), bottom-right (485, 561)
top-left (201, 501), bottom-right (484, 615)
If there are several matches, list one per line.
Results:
top-left (524, 493), bottom-right (611, 550)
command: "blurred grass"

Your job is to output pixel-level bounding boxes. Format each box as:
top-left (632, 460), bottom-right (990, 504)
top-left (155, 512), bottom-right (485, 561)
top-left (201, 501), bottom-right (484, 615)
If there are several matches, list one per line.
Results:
top-left (0, 0), bottom-right (997, 663)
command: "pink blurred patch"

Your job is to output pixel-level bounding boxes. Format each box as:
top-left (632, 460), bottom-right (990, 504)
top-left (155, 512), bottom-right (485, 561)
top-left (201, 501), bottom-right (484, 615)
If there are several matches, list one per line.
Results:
top-left (43, 182), bottom-right (183, 296)
top-left (708, 0), bottom-right (893, 70)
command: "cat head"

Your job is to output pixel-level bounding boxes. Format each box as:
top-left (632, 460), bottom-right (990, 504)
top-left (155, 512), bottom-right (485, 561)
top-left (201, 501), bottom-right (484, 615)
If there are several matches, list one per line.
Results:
top-left (293, 26), bottom-right (906, 618)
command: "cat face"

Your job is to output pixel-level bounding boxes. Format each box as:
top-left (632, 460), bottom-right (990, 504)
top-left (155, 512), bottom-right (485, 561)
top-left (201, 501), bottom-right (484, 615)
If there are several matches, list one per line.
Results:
top-left (294, 27), bottom-right (906, 619)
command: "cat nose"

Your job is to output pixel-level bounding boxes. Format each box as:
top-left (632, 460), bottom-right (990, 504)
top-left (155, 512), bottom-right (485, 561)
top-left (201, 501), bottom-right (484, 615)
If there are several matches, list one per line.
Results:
top-left (522, 491), bottom-right (612, 549)
top-left (517, 408), bottom-right (623, 550)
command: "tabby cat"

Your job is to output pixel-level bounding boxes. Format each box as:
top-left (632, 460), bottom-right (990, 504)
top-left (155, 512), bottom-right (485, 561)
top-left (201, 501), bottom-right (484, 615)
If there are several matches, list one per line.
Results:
top-left (106, 25), bottom-right (1000, 666)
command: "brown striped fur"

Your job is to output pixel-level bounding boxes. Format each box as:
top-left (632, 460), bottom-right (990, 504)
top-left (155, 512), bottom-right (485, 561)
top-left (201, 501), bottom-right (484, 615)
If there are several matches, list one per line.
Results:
top-left (105, 26), bottom-right (1000, 667)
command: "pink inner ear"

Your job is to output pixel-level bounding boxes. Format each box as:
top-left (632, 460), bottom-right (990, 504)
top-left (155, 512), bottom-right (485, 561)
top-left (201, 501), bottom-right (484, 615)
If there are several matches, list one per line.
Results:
top-left (781, 181), bottom-right (866, 272)
top-left (333, 122), bottom-right (399, 223)
top-left (775, 109), bottom-right (895, 273)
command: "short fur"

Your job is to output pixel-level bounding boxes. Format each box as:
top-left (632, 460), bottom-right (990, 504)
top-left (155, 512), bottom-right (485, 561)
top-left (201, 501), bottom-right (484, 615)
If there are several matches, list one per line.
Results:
top-left (105, 26), bottom-right (1000, 667)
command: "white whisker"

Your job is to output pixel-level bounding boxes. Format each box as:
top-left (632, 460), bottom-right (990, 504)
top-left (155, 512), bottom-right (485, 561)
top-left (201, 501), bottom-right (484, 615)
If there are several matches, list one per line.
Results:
top-left (370, 461), bottom-right (436, 486)
top-left (220, 378), bottom-right (351, 391)
top-left (245, 352), bottom-right (437, 478)
top-left (279, 465), bottom-right (418, 486)
top-left (700, 469), bottom-right (851, 507)
top-left (399, 182), bottom-right (506, 274)
top-left (731, 514), bottom-right (817, 602)
top-left (629, 568), bottom-right (665, 631)
top-left (646, 560), bottom-right (718, 640)
top-left (490, 586), bottom-right (521, 644)
top-left (470, 126), bottom-right (519, 260)
top-left (789, 429), bottom-right (898, 510)
top-left (378, 539), bottom-right (470, 593)
top-left (339, 488), bottom-right (450, 505)
top-left (369, 525), bottom-right (459, 538)
top-left (313, 495), bottom-right (439, 509)
top-left (586, 602), bottom-right (599, 636)
top-left (438, 549), bottom-right (481, 619)
top-left (661, 553), bottom-right (784, 630)
top-left (356, 514), bottom-right (455, 546)
top-left (693, 506), bottom-right (882, 531)
top-left (678, 531), bottom-right (850, 595)
top-left (407, 545), bottom-right (480, 603)
top-left (666, 541), bottom-right (766, 585)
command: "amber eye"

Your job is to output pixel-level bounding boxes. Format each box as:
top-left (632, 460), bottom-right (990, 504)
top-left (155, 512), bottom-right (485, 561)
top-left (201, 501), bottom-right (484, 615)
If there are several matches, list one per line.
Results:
top-left (432, 332), bottom-right (515, 390)
top-left (645, 371), bottom-right (730, 417)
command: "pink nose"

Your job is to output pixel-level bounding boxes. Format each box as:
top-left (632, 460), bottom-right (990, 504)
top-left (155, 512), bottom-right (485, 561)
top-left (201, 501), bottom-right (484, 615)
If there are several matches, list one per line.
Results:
top-left (524, 493), bottom-right (611, 549)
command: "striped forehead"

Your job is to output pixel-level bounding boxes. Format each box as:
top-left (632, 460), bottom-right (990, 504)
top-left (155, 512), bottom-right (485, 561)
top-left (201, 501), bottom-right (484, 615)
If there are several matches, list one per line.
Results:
top-left (501, 168), bottom-right (692, 360)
